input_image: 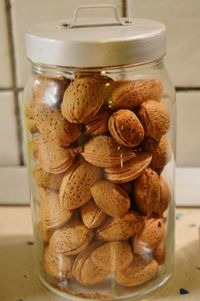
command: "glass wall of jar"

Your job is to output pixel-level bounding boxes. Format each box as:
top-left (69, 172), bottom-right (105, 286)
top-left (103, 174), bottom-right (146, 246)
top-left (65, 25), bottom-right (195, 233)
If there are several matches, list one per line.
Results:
top-left (23, 58), bottom-right (175, 300)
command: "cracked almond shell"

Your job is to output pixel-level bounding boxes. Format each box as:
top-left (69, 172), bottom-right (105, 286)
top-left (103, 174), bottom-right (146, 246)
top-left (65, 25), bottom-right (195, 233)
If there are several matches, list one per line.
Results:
top-left (108, 109), bottom-right (144, 147)
top-left (91, 241), bottom-right (133, 272)
top-left (81, 199), bottom-right (106, 229)
top-left (84, 108), bottom-right (111, 136)
top-left (109, 79), bottom-right (163, 109)
top-left (91, 180), bottom-right (130, 218)
top-left (82, 135), bottom-right (135, 168)
top-left (59, 160), bottom-right (102, 210)
top-left (116, 255), bottom-right (158, 287)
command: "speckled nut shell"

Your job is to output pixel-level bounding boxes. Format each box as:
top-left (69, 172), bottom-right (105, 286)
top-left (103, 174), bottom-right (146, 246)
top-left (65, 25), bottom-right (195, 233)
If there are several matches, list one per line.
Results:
top-left (49, 219), bottom-right (93, 255)
top-left (91, 180), bottom-right (130, 218)
top-left (37, 137), bottom-right (77, 174)
top-left (39, 191), bottom-right (73, 230)
top-left (116, 255), bottom-right (158, 287)
top-left (32, 76), bottom-right (70, 105)
top-left (27, 118), bottom-right (38, 134)
top-left (24, 101), bottom-right (35, 119)
top-left (33, 164), bottom-right (64, 191)
top-left (108, 109), bottom-right (144, 147)
top-left (43, 246), bottom-right (74, 279)
top-left (104, 152), bottom-right (152, 184)
top-left (84, 108), bottom-right (111, 136)
top-left (91, 241), bottom-right (133, 272)
top-left (61, 76), bottom-right (113, 124)
top-left (151, 136), bottom-right (172, 169)
top-left (38, 222), bottom-right (53, 242)
top-left (134, 168), bottom-right (161, 217)
top-left (138, 100), bottom-right (170, 141)
top-left (81, 199), bottom-right (106, 229)
top-left (82, 135), bottom-right (135, 168)
top-left (134, 218), bottom-right (165, 255)
top-left (96, 211), bottom-right (144, 241)
top-left (108, 79), bottom-right (163, 110)
top-left (159, 177), bottom-right (171, 215)
top-left (33, 104), bottom-right (81, 147)
top-left (72, 242), bottom-right (109, 286)
top-left (59, 160), bottom-right (102, 210)
top-left (154, 240), bottom-right (165, 265)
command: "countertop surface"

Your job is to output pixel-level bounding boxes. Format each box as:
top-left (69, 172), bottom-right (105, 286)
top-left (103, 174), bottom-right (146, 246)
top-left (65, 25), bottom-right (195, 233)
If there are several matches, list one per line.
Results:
top-left (0, 206), bottom-right (199, 301)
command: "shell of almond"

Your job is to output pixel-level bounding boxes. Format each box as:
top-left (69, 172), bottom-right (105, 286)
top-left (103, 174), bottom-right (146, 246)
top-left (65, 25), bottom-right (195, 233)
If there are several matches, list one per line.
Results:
top-left (104, 152), bottom-right (152, 184)
top-left (109, 79), bottom-right (163, 109)
top-left (81, 199), bottom-right (106, 229)
top-left (116, 255), bottom-right (158, 287)
top-left (82, 135), bottom-right (135, 168)
top-left (108, 109), bottom-right (144, 147)
top-left (84, 108), bottom-right (111, 136)
top-left (96, 211), bottom-right (144, 241)
top-left (91, 241), bottom-right (133, 272)
top-left (72, 242), bottom-right (109, 286)
top-left (43, 246), bottom-right (74, 279)
top-left (59, 160), bottom-right (102, 210)
top-left (61, 77), bottom-right (113, 124)
top-left (91, 180), bottom-right (130, 218)
top-left (49, 219), bottom-right (93, 255)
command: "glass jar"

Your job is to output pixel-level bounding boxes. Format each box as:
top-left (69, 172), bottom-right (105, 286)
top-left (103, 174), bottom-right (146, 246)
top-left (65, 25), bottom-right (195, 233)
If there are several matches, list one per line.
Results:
top-left (23, 5), bottom-right (175, 301)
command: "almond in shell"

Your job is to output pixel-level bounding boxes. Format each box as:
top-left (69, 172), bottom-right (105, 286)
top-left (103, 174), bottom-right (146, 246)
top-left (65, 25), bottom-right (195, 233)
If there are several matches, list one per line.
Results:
top-left (43, 246), bottom-right (74, 279)
top-left (91, 180), bottom-right (130, 218)
top-left (109, 79), bottom-right (163, 109)
top-left (82, 135), bottom-right (135, 168)
top-left (72, 242), bottom-right (109, 286)
top-left (96, 211), bottom-right (144, 241)
top-left (108, 109), bottom-right (144, 147)
top-left (91, 241), bottom-right (133, 272)
top-left (81, 199), bottom-right (106, 229)
top-left (153, 240), bottom-right (165, 265)
top-left (104, 152), bottom-right (152, 184)
top-left (138, 100), bottom-right (170, 141)
top-left (116, 255), bottom-right (158, 287)
top-left (61, 76), bottom-right (113, 124)
top-left (59, 160), bottom-right (102, 210)
top-left (84, 108), bottom-right (111, 136)
top-left (49, 219), bottom-right (93, 255)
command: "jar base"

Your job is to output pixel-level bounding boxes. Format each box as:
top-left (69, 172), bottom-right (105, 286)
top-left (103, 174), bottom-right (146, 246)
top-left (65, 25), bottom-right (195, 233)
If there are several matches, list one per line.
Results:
top-left (38, 269), bottom-right (173, 301)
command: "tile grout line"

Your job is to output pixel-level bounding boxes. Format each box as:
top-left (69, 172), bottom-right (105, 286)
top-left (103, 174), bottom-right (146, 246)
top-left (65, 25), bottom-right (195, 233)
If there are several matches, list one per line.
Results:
top-left (121, 0), bottom-right (128, 17)
top-left (5, 0), bottom-right (23, 165)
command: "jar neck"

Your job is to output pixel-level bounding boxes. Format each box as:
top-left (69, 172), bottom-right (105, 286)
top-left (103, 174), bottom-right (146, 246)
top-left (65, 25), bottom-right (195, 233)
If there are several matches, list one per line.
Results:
top-left (31, 56), bottom-right (165, 78)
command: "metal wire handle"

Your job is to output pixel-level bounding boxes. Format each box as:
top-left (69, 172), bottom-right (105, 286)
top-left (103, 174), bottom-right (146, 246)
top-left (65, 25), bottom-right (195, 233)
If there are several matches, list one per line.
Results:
top-left (60, 4), bottom-right (133, 28)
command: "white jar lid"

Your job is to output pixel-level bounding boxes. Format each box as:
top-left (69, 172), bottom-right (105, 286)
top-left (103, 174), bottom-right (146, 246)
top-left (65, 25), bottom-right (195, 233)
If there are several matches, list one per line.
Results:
top-left (26, 5), bottom-right (166, 68)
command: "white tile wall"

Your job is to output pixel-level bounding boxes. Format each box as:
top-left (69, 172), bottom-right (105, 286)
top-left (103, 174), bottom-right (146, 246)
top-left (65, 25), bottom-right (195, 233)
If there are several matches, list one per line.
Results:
top-left (0, 0), bottom-right (12, 88)
top-left (0, 92), bottom-right (19, 165)
top-left (10, 0), bottom-right (122, 88)
top-left (127, 0), bottom-right (200, 87)
top-left (176, 91), bottom-right (200, 166)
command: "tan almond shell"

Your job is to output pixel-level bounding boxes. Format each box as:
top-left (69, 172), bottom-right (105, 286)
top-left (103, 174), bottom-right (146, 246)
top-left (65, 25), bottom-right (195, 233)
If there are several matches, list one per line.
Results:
top-left (91, 180), bottom-right (130, 218)
top-left (39, 191), bottom-right (73, 230)
top-left (37, 137), bottom-right (76, 174)
top-left (108, 79), bottom-right (163, 109)
top-left (134, 218), bottom-right (165, 254)
top-left (29, 136), bottom-right (40, 159)
top-left (134, 168), bottom-right (161, 217)
top-left (34, 104), bottom-right (81, 147)
top-left (27, 118), bottom-right (38, 133)
top-left (153, 240), bottom-right (165, 265)
top-left (59, 160), bottom-right (102, 210)
top-left (24, 101), bottom-right (35, 119)
top-left (138, 100), bottom-right (170, 141)
top-left (82, 135), bottom-right (135, 168)
top-left (96, 211), bottom-right (144, 241)
top-left (104, 152), bottom-right (152, 184)
top-left (61, 77), bottom-right (113, 124)
top-left (49, 219), bottom-right (93, 255)
top-left (33, 164), bottom-right (64, 191)
top-left (151, 136), bottom-right (172, 169)
top-left (108, 109), bottom-right (144, 147)
top-left (116, 256), bottom-right (158, 287)
top-left (81, 199), bottom-right (106, 229)
top-left (84, 108), bottom-right (111, 136)
top-left (159, 177), bottom-right (171, 215)
top-left (43, 246), bottom-right (74, 279)
top-left (72, 242), bottom-right (109, 286)
top-left (91, 241), bottom-right (133, 272)
top-left (38, 221), bottom-right (53, 242)
top-left (32, 76), bottom-right (70, 105)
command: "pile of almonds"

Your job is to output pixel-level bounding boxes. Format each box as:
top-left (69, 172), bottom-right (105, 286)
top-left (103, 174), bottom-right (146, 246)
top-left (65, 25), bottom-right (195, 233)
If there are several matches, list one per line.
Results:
top-left (25, 74), bottom-right (172, 290)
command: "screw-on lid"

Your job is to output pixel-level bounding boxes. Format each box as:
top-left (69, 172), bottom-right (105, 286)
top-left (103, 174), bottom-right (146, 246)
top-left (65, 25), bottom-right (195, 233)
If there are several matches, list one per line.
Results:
top-left (26, 5), bottom-right (166, 68)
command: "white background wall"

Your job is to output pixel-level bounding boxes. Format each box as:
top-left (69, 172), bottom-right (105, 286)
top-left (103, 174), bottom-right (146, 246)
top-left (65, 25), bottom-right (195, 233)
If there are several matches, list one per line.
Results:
top-left (0, 0), bottom-right (200, 203)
